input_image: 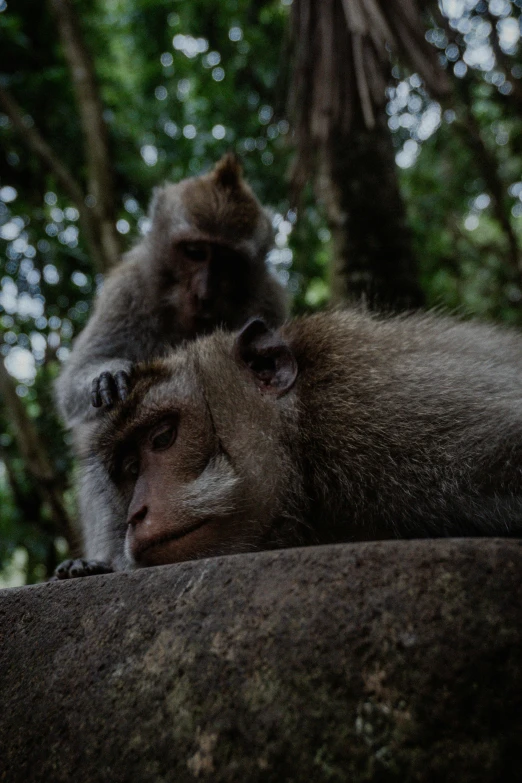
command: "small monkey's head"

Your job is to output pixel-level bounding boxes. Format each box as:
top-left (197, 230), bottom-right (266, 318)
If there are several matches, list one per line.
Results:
top-left (96, 319), bottom-right (299, 568)
top-left (147, 154), bottom-right (276, 332)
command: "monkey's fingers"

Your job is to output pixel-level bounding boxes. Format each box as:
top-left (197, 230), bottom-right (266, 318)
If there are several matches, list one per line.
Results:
top-left (53, 558), bottom-right (115, 580)
top-left (114, 370), bottom-right (131, 402)
top-left (91, 377), bottom-right (103, 408)
top-left (92, 371), bottom-right (118, 408)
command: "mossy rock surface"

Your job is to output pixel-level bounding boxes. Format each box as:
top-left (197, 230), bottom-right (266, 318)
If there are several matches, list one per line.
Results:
top-left (1, 539), bottom-right (521, 782)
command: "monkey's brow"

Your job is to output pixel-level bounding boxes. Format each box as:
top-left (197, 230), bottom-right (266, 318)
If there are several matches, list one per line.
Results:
top-left (173, 231), bottom-right (232, 247)
top-left (101, 405), bottom-right (178, 459)
top-left (121, 406), bottom-right (178, 439)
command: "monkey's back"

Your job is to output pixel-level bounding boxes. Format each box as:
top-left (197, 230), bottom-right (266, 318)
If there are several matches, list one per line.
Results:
top-left (283, 310), bottom-right (522, 538)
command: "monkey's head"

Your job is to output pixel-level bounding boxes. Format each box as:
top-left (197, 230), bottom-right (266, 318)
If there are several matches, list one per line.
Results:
top-left (147, 154), bottom-right (276, 332)
top-left (96, 319), bottom-right (300, 568)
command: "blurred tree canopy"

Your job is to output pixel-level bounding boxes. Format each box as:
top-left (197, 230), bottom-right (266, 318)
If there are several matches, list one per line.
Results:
top-left (1, 0), bottom-right (522, 585)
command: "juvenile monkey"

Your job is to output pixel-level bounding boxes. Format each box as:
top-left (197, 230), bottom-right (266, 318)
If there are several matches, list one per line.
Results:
top-left (56, 309), bottom-right (522, 577)
top-left (55, 155), bottom-right (288, 570)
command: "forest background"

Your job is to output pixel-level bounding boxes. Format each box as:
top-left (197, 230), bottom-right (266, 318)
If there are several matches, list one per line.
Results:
top-left (1, 0), bottom-right (522, 585)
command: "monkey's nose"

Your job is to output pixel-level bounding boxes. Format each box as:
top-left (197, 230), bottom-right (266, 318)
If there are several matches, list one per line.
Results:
top-left (194, 288), bottom-right (212, 307)
top-left (127, 504), bottom-right (148, 527)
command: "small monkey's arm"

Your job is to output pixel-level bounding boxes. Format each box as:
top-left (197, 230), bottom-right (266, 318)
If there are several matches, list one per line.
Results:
top-left (55, 264), bottom-right (149, 427)
top-left (57, 354), bottom-right (134, 427)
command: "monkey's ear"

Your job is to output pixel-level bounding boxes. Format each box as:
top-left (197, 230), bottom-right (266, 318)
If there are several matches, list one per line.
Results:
top-left (147, 185), bottom-right (166, 221)
top-left (212, 153), bottom-right (243, 190)
top-left (234, 318), bottom-right (297, 396)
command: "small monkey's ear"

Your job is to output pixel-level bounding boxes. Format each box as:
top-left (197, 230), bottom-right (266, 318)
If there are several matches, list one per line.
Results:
top-left (148, 185), bottom-right (162, 214)
top-left (147, 185), bottom-right (167, 224)
top-left (234, 318), bottom-right (297, 396)
top-left (212, 153), bottom-right (243, 190)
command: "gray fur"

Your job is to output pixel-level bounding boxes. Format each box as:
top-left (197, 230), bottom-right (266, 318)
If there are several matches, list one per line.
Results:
top-left (97, 309), bottom-right (522, 568)
top-left (55, 161), bottom-right (288, 563)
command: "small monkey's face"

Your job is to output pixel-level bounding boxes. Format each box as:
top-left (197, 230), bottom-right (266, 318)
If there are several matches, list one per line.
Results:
top-left (98, 319), bottom-right (298, 568)
top-left (151, 153), bottom-right (274, 334)
top-left (164, 240), bottom-right (252, 333)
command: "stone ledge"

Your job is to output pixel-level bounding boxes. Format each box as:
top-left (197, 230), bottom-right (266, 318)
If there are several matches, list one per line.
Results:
top-left (1, 539), bottom-right (521, 782)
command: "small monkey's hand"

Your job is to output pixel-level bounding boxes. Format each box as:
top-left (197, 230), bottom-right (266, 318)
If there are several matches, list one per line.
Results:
top-left (91, 370), bottom-right (131, 409)
top-left (51, 558), bottom-right (115, 580)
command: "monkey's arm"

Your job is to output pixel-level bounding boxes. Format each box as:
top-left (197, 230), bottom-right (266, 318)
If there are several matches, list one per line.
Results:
top-left (55, 263), bottom-right (153, 428)
top-left (57, 357), bottom-right (135, 427)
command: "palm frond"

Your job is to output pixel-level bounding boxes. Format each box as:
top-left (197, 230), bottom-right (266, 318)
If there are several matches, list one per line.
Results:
top-left (288, 0), bottom-right (449, 177)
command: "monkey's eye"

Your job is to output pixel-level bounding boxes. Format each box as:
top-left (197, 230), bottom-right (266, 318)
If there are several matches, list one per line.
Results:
top-left (182, 242), bottom-right (211, 262)
top-left (121, 455), bottom-right (139, 479)
top-left (149, 420), bottom-right (177, 451)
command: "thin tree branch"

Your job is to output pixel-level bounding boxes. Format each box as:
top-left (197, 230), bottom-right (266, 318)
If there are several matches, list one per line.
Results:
top-left (437, 10), bottom-right (522, 280)
top-left (48, 0), bottom-right (120, 269)
top-left (0, 85), bottom-right (107, 272)
top-left (455, 101), bottom-right (521, 277)
top-left (0, 85), bottom-right (84, 206)
top-left (486, 11), bottom-right (522, 113)
top-left (0, 445), bottom-right (67, 578)
top-left (0, 360), bottom-right (76, 550)
top-left (424, 9), bottom-right (521, 282)
top-left (0, 445), bottom-right (41, 522)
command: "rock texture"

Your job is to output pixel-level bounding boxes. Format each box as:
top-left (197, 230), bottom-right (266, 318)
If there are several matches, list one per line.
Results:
top-left (1, 539), bottom-right (522, 783)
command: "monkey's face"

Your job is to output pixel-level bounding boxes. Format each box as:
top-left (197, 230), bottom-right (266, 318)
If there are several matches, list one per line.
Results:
top-left (99, 361), bottom-right (244, 567)
top-left (97, 320), bottom-right (299, 568)
top-left (165, 240), bottom-right (253, 332)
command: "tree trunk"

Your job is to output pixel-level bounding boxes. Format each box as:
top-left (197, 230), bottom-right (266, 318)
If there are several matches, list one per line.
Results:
top-left (316, 113), bottom-right (424, 310)
top-left (288, 0), bottom-right (443, 310)
top-left (48, 0), bottom-right (120, 271)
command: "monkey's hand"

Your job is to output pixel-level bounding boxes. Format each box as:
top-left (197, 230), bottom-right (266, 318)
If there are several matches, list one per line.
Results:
top-left (91, 370), bottom-right (131, 409)
top-left (51, 558), bottom-right (115, 580)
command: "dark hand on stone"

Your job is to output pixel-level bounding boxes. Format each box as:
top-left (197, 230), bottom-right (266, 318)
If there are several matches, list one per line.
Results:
top-left (51, 558), bottom-right (115, 580)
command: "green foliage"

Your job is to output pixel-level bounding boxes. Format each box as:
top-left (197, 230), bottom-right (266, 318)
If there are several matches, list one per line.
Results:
top-left (0, 0), bottom-right (327, 583)
top-left (2, 0), bottom-right (522, 582)
top-left (401, 86), bottom-right (522, 324)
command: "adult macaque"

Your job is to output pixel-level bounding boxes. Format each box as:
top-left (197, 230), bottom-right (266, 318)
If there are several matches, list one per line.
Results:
top-left (56, 310), bottom-right (522, 577)
top-left (55, 155), bottom-right (287, 571)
